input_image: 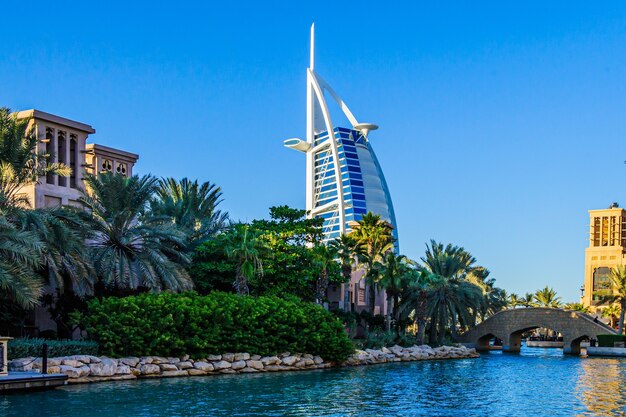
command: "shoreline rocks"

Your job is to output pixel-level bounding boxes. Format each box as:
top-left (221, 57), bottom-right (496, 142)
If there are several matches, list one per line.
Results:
top-left (8, 344), bottom-right (479, 384)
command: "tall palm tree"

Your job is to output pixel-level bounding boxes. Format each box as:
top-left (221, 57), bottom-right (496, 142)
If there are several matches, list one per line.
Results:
top-left (595, 265), bottom-right (626, 333)
top-left (330, 234), bottom-right (362, 310)
top-left (533, 286), bottom-right (562, 308)
top-left (349, 212), bottom-right (394, 314)
top-left (311, 243), bottom-right (338, 305)
top-left (80, 173), bottom-right (193, 293)
top-left (427, 275), bottom-right (483, 345)
top-left (376, 252), bottom-right (410, 331)
top-left (151, 177), bottom-right (229, 248)
top-left (224, 224), bottom-right (264, 295)
top-left (398, 269), bottom-right (437, 345)
top-left (421, 240), bottom-right (476, 278)
top-left (0, 214), bottom-right (43, 308)
top-left (563, 302), bottom-right (590, 313)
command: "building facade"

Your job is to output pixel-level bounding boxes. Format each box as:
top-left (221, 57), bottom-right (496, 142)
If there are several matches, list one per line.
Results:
top-left (284, 25), bottom-right (397, 314)
top-left (15, 109), bottom-right (138, 209)
top-left (581, 204), bottom-right (626, 312)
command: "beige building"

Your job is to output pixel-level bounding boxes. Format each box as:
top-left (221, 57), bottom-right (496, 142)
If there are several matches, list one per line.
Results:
top-left (15, 109), bottom-right (138, 209)
top-left (581, 204), bottom-right (626, 311)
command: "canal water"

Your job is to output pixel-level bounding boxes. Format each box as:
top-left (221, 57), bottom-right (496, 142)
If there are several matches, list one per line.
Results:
top-left (2, 346), bottom-right (626, 416)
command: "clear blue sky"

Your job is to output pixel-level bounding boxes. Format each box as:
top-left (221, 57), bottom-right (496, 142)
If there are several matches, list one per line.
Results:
top-left (2, 2), bottom-right (626, 301)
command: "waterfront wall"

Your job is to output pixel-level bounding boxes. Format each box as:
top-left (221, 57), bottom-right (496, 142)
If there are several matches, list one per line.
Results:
top-left (8, 345), bottom-right (479, 384)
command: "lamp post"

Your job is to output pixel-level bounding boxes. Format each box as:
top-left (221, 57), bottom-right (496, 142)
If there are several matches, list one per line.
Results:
top-left (0, 337), bottom-right (12, 376)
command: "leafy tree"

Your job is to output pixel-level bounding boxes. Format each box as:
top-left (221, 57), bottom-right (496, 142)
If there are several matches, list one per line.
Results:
top-left (350, 212), bottom-right (395, 313)
top-left (594, 265), bottom-right (626, 333)
top-left (151, 177), bottom-right (229, 248)
top-left (311, 244), bottom-right (339, 305)
top-left (80, 173), bottom-right (193, 293)
top-left (224, 224), bottom-right (264, 295)
top-left (533, 286), bottom-right (562, 308)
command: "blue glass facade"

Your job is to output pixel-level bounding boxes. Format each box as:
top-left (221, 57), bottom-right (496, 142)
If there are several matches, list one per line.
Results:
top-left (312, 127), bottom-right (398, 246)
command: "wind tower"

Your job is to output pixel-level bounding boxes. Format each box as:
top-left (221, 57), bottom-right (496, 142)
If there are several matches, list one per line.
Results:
top-left (283, 23), bottom-right (399, 248)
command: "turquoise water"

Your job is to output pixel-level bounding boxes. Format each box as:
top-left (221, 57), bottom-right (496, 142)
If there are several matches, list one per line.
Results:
top-left (2, 347), bottom-right (626, 416)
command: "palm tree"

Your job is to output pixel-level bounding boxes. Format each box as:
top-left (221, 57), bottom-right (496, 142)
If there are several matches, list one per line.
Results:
top-left (223, 224), bottom-right (264, 295)
top-left (80, 173), bottom-right (193, 293)
top-left (349, 212), bottom-right (395, 314)
top-left (563, 302), bottom-right (590, 313)
top-left (0, 107), bottom-right (69, 210)
top-left (601, 304), bottom-right (620, 328)
top-left (14, 208), bottom-right (94, 296)
top-left (421, 240), bottom-right (476, 278)
top-left (329, 234), bottom-right (361, 311)
top-left (311, 244), bottom-right (338, 305)
top-left (398, 269), bottom-right (436, 345)
top-left (376, 253), bottom-right (410, 330)
top-left (0, 214), bottom-right (43, 308)
top-left (533, 286), bottom-right (562, 308)
top-left (594, 265), bottom-right (626, 333)
top-left (508, 293), bottom-right (522, 308)
top-left (151, 177), bottom-right (229, 248)
top-left (427, 275), bottom-right (483, 345)
top-left (522, 292), bottom-right (536, 307)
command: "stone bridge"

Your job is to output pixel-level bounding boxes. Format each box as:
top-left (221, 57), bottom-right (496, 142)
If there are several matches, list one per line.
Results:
top-left (455, 308), bottom-right (617, 354)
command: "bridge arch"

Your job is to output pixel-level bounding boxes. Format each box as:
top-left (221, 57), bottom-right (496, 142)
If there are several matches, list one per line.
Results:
top-left (455, 308), bottom-right (616, 355)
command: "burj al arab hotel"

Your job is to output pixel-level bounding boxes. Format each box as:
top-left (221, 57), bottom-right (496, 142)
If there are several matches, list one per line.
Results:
top-left (284, 24), bottom-right (398, 248)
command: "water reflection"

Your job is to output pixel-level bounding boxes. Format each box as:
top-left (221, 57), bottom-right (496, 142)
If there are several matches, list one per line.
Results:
top-left (576, 357), bottom-right (626, 416)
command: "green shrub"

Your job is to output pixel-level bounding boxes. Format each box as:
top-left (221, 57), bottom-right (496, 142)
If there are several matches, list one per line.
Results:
top-left (8, 338), bottom-right (99, 360)
top-left (80, 292), bottom-right (354, 362)
top-left (597, 334), bottom-right (626, 347)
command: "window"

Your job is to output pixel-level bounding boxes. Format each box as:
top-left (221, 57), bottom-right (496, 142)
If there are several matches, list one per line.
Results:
top-left (70, 134), bottom-right (78, 188)
top-left (57, 131), bottom-right (67, 186)
top-left (45, 127), bottom-right (54, 184)
top-left (116, 163), bottom-right (128, 176)
top-left (101, 159), bottom-right (113, 173)
top-left (593, 267), bottom-right (611, 300)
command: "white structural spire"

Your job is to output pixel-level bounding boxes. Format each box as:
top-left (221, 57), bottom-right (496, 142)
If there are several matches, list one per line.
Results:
top-left (310, 22), bottom-right (315, 70)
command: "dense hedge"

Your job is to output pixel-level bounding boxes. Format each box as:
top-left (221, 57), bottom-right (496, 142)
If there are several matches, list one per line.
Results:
top-left (81, 292), bottom-right (354, 362)
top-left (8, 338), bottom-right (98, 360)
top-left (597, 334), bottom-right (626, 347)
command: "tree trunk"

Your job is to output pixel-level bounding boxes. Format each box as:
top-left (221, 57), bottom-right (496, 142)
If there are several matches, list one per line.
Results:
top-left (233, 266), bottom-right (249, 295)
top-left (617, 299), bottom-right (626, 334)
top-left (369, 281), bottom-right (376, 314)
top-left (386, 294), bottom-right (393, 331)
top-left (393, 294), bottom-right (400, 334)
top-left (416, 318), bottom-right (427, 345)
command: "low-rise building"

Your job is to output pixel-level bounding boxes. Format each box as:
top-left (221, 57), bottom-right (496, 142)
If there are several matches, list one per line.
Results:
top-left (581, 203), bottom-right (626, 312)
top-left (14, 109), bottom-right (138, 209)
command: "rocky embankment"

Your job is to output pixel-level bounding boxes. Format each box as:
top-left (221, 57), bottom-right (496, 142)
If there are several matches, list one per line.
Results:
top-left (8, 344), bottom-right (478, 384)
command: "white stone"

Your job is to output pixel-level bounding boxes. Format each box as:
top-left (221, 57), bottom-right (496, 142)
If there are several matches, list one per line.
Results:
top-left (140, 364), bottom-right (161, 375)
top-left (231, 360), bottom-right (246, 370)
top-left (176, 361), bottom-right (193, 370)
top-left (89, 358), bottom-right (118, 377)
top-left (193, 361), bottom-right (214, 372)
top-left (246, 360), bottom-right (264, 370)
top-left (159, 363), bottom-right (178, 372)
top-left (62, 359), bottom-right (85, 368)
top-left (234, 353), bottom-right (250, 361)
top-left (281, 356), bottom-right (298, 366)
top-left (212, 361), bottom-right (232, 370)
top-left (60, 365), bottom-right (90, 378)
top-left (116, 365), bottom-right (132, 375)
top-left (119, 357), bottom-right (140, 367)
top-left (222, 353), bottom-right (235, 362)
top-left (261, 356), bottom-right (280, 365)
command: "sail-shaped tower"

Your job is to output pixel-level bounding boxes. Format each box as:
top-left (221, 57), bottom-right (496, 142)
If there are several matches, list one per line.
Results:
top-left (284, 24), bottom-right (398, 248)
